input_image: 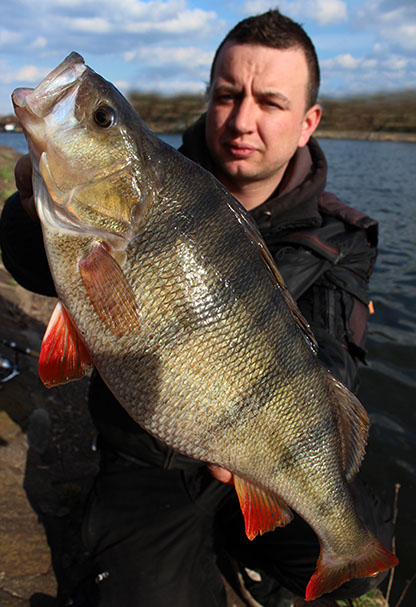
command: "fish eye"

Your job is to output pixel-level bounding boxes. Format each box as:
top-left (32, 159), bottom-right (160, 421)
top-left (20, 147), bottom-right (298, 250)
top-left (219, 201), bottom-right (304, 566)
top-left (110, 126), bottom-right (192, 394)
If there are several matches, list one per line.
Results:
top-left (93, 105), bottom-right (118, 128)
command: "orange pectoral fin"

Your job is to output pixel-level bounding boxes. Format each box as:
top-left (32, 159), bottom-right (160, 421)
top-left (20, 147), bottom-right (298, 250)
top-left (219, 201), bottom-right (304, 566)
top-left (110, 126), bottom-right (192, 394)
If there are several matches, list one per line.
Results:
top-left (233, 475), bottom-right (293, 541)
top-left (39, 301), bottom-right (93, 388)
top-left (78, 242), bottom-right (141, 339)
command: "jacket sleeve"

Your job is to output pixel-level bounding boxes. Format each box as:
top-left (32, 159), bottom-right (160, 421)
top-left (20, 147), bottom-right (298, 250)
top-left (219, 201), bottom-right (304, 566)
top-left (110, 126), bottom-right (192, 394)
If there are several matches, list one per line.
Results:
top-left (308, 327), bottom-right (361, 394)
top-left (0, 192), bottom-right (56, 297)
top-left (294, 224), bottom-right (377, 394)
top-left (272, 213), bottom-right (377, 394)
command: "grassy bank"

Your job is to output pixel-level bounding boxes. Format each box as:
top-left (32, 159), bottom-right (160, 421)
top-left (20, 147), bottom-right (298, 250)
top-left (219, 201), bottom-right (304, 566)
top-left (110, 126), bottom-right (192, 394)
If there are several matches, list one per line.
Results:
top-left (0, 145), bottom-right (20, 207)
top-left (127, 89), bottom-right (416, 141)
top-left (318, 91), bottom-right (416, 136)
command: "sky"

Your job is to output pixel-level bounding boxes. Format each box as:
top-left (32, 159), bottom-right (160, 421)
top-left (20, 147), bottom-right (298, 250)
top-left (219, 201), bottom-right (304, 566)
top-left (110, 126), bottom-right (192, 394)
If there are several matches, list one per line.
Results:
top-left (1, 0), bottom-right (415, 116)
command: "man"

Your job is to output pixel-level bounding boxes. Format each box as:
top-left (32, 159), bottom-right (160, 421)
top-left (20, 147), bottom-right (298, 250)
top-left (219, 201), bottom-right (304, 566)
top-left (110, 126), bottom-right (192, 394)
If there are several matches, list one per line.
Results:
top-left (0, 9), bottom-right (393, 607)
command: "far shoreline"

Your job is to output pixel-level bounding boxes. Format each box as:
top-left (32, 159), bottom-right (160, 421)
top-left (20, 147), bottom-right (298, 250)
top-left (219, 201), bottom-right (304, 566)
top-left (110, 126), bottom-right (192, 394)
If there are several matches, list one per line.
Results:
top-left (1, 128), bottom-right (416, 147)
top-left (315, 129), bottom-right (416, 143)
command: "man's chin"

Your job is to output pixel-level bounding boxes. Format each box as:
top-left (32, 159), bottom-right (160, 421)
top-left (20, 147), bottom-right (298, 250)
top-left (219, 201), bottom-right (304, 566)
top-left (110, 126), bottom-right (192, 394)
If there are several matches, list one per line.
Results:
top-left (219, 159), bottom-right (259, 183)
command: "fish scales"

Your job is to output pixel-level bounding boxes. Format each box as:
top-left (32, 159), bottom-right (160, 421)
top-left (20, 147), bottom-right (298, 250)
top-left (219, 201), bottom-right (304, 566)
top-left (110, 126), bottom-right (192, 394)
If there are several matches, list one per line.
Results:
top-left (12, 52), bottom-right (398, 601)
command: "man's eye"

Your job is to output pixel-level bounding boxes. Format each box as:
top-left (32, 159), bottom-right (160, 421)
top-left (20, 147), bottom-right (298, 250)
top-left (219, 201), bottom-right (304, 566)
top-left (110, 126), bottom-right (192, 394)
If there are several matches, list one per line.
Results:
top-left (215, 93), bottom-right (234, 103)
top-left (261, 99), bottom-right (287, 111)
top-left (262, 100), bottom-right (279, 109)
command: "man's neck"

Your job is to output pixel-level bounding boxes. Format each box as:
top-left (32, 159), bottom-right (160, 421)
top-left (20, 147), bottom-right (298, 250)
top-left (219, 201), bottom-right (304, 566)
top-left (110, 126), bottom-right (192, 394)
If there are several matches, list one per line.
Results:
top-left (217, 170), bottom-right (286, 211)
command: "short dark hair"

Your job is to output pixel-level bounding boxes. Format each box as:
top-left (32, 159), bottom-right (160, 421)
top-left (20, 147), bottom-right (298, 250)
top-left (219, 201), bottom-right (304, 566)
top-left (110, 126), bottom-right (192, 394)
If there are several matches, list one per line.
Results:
top-left (209, 9), bottom-right (320, 109)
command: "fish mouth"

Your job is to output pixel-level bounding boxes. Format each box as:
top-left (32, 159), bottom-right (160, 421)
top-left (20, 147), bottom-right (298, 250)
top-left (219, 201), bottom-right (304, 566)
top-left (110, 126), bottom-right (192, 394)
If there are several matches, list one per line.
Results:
top-left (12, 52), bottom-right (87, 121)
top-left (12, 52), bottom-right (87, 163)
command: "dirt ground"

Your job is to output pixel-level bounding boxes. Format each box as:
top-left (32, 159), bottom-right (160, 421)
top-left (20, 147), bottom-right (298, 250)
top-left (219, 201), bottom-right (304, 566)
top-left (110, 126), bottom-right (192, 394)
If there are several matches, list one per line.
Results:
top-left (0, 257), bottom-right (101, 605)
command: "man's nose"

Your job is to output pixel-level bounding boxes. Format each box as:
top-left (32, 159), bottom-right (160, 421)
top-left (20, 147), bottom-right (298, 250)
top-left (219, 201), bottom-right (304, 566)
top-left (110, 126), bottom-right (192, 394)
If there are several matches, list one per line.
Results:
top-left (229, 97), bottom-right (255, 133)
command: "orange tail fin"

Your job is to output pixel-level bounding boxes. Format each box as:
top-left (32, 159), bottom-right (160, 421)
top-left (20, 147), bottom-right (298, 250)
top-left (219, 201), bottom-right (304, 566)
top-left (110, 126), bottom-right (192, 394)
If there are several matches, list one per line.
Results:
top-left (305, 536), bottom-right (398, 601)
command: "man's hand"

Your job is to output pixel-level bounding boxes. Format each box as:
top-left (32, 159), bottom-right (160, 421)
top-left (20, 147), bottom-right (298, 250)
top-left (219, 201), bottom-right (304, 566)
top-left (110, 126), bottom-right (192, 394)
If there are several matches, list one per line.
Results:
top-left (15, 154), bottom-right (38, 221)
top-left (206, 464), bottom-right (234, 485)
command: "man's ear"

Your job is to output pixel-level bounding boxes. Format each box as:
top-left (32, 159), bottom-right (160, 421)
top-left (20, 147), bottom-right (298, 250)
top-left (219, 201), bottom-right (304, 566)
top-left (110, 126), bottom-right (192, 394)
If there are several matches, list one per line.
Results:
top-left (298, 104), bottom-right (322, 148)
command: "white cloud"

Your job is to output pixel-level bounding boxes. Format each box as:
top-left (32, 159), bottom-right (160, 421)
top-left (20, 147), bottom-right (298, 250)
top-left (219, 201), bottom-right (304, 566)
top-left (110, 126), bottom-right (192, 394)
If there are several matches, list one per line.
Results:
top-left (32, 36), bottom-right (47, 49)
top-left (314, 0), bottom-right (348, 26)
top-left (321, 54), bottom-right (359, 70)
top-left (4, 0), bottom-right (220, 50)
top-left (0, 64), bottom-right (50, 85)
top-left (315, 0), bottom-right (416, 94)
top-left (380, 24), bottom-right (416, 51)
top-left (339, 54), bottom-right (359, 69)
top-left (123, 9), bottom-right (217, 34)
top-left (70, 17), bottom-right (112, 34)
top-left (0, 28), bottom-right (22, 46)
top-left (320, 47), bottom-right (416, 95)
top-left (17, 65), bottom-right (46, 81)
top-left (129, 77), bottom-right (207, 94)
top-left (381, 55), bottom-right (409, 71)
top-left (354, 0), bottom-right (416, 52)
top-left (242, 0), bottom-right (347, 26)
top-left (124, 46), bottom-right (213, 69)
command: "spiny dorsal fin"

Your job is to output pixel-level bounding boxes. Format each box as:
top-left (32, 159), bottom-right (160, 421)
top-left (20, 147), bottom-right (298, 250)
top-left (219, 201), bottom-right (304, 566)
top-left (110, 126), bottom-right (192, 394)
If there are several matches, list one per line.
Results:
top-left (39, 300), bottom-right (93, 387)
top-left (328, 373), bottom-right (370, 480)
top-left (227, 198), bottom-right (318, 353)
top-left (79, 242), bottom-right (141, 338)
top-left (233, 474), bottom-right (293, 541)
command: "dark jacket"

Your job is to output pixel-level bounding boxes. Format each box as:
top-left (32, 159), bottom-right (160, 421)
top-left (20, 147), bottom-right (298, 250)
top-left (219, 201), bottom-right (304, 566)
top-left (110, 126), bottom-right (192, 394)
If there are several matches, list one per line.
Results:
top-left (0, 121), bottom-right (377, 461)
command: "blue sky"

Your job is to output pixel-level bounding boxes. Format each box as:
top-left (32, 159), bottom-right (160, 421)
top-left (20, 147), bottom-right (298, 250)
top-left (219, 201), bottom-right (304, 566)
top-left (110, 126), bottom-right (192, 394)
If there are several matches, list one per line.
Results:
top-left (1, 0), bottom-right (415, 116)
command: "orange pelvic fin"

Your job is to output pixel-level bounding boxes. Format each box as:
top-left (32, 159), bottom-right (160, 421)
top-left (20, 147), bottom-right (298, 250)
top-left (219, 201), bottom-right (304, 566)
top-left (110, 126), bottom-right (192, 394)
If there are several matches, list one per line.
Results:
top-left (305, 536), bottom-right (399, 601)
top-left (79, 242), bottom-right (141, 338)
top-left (39, 301), bottom-right (93, 388)
top-left (233, 475), bottom-right (293, 541)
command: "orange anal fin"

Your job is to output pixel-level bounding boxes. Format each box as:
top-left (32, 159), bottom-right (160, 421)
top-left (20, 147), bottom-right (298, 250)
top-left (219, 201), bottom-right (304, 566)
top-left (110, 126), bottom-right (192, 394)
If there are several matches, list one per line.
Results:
top-left (79, 242), bottom-right (141, 338)
top-left (39, 301), bottom-right (93, 388)
top-left (233, 475), bottom-right (293, 541)
top-left (305, 536), bottom-right (399, 601)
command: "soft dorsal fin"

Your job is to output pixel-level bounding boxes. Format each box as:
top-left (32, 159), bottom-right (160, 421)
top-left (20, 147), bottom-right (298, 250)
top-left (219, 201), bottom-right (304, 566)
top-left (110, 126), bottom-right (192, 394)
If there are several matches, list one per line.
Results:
top-left (233, 474), bottom-right (293, 541)
top-left (227, 198), bottom-right (318, 353)
top-left (78, 242), bottom-right (141, 338)
top-left (39, 301), bottom-right (93, 388)
top-left (328, 374), bottom-right (370, 480)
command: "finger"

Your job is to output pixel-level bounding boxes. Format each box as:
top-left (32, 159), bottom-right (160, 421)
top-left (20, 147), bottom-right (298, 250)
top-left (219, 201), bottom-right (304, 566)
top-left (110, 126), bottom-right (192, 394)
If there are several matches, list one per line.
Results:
top-left (15, 154), bottom-right (33, 194)
top-left (206, 463), bottom-right (234, 485)
top-left (14, 154), bottom-right (38, 221)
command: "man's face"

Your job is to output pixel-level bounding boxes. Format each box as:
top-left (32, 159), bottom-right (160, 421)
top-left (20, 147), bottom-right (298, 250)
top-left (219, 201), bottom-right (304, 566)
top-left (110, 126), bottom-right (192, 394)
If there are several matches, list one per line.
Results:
top-left (205, 42), bottom-right (321, 196)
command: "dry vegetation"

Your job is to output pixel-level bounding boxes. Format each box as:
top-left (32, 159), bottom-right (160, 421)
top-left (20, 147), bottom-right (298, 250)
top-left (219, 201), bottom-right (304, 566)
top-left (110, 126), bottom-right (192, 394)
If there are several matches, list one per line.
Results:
top-left (317, 90), bottom-right (416, 140)
top-left (127, 89), bottom-right (416, 140)
top-left (128, 91), bottom-right (207, 133)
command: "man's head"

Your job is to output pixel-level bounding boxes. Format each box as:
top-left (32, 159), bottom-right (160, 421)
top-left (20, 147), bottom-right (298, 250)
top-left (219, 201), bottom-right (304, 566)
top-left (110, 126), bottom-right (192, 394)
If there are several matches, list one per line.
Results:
top-left (209, 9), bottom-right (320, 111)
top-left (205, 9), bottom-right (322, 209)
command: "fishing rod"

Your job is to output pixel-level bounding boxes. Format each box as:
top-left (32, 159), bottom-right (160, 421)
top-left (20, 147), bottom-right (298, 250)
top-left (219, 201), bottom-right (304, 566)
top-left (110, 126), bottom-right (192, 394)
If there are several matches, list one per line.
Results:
top-left (0, 338), bottom-right (40, 384)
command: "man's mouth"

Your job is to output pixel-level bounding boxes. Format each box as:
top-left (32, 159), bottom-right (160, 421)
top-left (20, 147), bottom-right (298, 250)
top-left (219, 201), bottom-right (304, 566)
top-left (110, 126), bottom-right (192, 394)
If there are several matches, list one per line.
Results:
top-left (224, 141), bottom-right (258, 159)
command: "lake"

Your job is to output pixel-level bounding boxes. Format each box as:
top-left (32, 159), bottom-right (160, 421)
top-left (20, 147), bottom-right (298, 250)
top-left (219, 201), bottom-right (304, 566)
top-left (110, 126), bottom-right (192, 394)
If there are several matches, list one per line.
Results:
top-left (1, 131), bottom-right (415, 605)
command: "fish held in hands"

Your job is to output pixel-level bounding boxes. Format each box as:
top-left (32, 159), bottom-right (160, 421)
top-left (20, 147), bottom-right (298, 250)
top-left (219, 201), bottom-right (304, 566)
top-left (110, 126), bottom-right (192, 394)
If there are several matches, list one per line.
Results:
top-left (12, 52), bottom-right (398, 600)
